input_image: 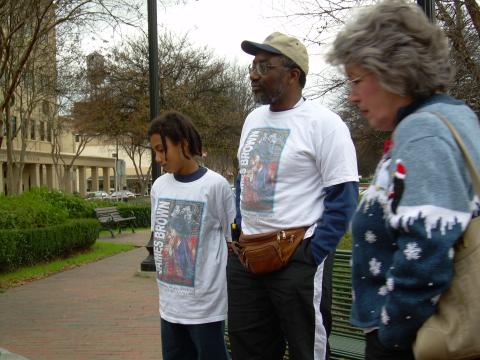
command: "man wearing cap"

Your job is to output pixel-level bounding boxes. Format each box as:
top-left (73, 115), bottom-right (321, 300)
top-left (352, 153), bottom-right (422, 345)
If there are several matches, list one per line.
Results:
top-left (227, 32), bottom-right (359, 359)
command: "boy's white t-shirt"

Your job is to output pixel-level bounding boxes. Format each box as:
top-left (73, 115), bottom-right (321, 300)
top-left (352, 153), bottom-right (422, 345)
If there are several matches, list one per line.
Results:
top-left (238, 99), bottom-right (358, 234)
top-left (150, 168), bottom-right (235, 324)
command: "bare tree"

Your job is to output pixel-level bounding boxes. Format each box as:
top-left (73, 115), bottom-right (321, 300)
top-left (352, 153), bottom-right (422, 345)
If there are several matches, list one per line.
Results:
top-left (435, 0), bottom-right (480, 113)
top-left (286, 0), bottom-right (480, 176)
top-left (51, 117), bottom-right (96, 192)
top-left (72, 32), bottom-right (254, 185)
top-left (2, 21), bottom-right (58, 193)
top-left (0, 0), bottom-right (145, 194)
top-left (0, 0), bottom-right (144, 113)
top-left (119, 133), bottom-right (152, 195)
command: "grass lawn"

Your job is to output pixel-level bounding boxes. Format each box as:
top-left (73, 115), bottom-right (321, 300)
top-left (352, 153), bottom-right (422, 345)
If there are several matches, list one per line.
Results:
top-left (0, 242), bottom-right (135, 291)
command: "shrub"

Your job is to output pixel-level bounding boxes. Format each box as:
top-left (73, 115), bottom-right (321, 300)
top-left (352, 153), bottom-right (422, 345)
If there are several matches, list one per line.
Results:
top-left (0, 219), bottom-right (99, 272)
top-left (117, 204), bottom-right (150, 228)
top-left (87, 198), bottom-right (117, 210)
top-left (22, 187), bottom-right (96, 219)
top-left (0, 195), bottom-right (68, 229)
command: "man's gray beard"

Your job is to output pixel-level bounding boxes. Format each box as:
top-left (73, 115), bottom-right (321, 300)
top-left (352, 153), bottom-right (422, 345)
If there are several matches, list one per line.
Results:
top-left (253, 88), bottom-right (284, 106)
top-left (253, 92), bottom-right (270, 105)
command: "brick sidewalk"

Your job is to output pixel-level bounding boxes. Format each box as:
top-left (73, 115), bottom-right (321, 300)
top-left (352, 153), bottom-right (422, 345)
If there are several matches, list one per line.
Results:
top-left (0, 230), bottom-right (163, 360)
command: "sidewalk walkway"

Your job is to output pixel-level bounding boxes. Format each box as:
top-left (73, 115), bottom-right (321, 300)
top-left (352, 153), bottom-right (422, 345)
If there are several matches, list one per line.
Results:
top-left (0, 230), bottom-right (163, 360)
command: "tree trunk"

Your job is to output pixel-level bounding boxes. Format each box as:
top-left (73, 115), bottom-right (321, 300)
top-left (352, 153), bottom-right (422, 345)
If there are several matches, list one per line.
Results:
top-left (465, 0), bottom-right (480, 38)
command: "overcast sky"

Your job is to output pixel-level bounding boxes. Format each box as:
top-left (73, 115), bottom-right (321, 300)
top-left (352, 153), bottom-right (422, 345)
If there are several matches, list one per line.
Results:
top-left (82, 0), bottom-right (340, 103)
top-left (160, 0), bottom-right (297, 64)
top-left (86, 0), bottom-right (331, 73)
top-left (159, 0), bottom-right (334, 75)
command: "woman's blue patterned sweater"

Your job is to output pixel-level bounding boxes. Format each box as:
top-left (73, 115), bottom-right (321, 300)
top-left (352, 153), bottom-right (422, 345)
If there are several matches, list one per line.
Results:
top-left (350, 95), bottom-right (480, 350)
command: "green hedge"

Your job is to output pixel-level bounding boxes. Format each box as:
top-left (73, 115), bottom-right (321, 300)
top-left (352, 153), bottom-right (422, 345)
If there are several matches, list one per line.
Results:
top-left (0, 219), bottom-right (99, 272)
top-left (0, 195), bottom-right (69, 229)
top-left (0, 188), bottom-right (151, 232)
top-left (117, 204), bottom-right (150, 228)
top-left (23, 187), bottom-right (98, 219)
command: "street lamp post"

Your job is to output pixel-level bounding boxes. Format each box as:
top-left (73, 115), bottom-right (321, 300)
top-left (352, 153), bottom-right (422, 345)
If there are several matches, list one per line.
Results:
top-left (148, 1), bottom-right (161, 183)
top-left (141, 0), bottom-right (160, 272)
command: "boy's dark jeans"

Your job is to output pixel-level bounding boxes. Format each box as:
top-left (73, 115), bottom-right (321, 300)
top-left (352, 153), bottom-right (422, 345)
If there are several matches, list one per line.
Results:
top-left (161, 319), bottom-right (229, 360)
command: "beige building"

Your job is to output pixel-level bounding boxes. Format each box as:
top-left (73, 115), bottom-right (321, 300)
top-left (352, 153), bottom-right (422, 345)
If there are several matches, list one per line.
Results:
top-left (0, 13), bottom-right (117, 197)
top-left (81, 137), bottom-right (152, 194)
top-left (0, 119), bottom-right (116, 196)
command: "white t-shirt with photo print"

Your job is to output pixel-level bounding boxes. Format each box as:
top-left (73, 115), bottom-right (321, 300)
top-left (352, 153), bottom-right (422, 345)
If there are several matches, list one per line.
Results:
top-left (237, 99), bottom-right (358, 235)
top-left (150, 168), bottom-right (235, 324)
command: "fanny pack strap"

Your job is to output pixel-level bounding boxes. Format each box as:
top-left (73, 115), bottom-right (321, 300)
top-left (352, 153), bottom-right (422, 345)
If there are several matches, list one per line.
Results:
top-left (231, 227), bottom-right (307, 274)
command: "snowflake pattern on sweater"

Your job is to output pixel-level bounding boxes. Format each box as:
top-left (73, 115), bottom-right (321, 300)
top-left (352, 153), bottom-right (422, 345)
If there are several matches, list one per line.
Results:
top-left (369, 258), bottom-right (382, 276)
top-left (403, 242), bottom-right (422, 260)
top-left (365, 230), bottom-right (377, 243)
top-left (350, 95), bottom-right (480, 350)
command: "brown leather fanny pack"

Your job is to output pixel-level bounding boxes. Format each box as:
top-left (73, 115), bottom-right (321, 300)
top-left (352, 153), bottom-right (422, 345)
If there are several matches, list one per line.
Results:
top-left (230, 227), bottom-right (307, 274)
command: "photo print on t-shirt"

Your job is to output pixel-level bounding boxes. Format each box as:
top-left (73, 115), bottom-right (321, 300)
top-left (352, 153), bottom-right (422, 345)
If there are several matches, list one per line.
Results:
top-left (239, 127), bottom-right (290, 213)
top-left (153, 199), bottom-right (204, 287)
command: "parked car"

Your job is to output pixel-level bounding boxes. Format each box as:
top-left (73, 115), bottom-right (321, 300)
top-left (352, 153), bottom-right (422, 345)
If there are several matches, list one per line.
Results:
top-left (110, 190), bottom-right (136, 201)
top-left (85, 191), bottom-right (110, 200)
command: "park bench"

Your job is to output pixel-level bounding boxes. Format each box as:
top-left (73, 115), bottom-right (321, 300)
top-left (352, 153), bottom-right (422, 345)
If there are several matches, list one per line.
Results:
top-left (224, 249), bottom-right (365, 359)
top-left (94, 207), bottom-right (136, 238)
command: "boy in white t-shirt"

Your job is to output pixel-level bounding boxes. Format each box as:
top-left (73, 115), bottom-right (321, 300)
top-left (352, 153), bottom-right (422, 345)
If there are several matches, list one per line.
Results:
top-left (149, 111), bottom-right (235, 360)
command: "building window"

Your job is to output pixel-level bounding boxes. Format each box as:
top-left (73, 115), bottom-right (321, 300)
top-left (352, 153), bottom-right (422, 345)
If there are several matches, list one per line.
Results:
top-left (42, 100), bottom-right (50, 115)
top-left (11, 116), bottom-right (17, 137)
top-left (47, 122), bottom-right (52, 142)
top-left (40, 121), bottom-right (45, 141)
top-left (31, 120), bottom-right (36, 140)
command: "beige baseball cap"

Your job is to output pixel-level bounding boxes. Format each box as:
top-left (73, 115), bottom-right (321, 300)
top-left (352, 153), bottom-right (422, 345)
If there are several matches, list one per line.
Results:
top-left (241, 32), bottom-right (309, 75)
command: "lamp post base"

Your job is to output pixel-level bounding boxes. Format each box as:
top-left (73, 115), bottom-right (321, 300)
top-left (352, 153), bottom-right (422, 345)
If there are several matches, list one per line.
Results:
top-left (140, 232), bottom-right (156, 272)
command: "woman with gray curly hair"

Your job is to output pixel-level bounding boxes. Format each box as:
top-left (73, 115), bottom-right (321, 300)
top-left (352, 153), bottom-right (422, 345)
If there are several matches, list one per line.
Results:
top-left (327, 0), bottom-right (480, 359)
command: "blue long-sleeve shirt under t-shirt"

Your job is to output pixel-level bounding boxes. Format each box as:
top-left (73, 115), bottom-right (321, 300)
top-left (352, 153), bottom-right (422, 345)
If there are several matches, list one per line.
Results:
top-left (234, 175), bottom-right (358, 264)
top-left (311, 181), bottom-right (358, 264)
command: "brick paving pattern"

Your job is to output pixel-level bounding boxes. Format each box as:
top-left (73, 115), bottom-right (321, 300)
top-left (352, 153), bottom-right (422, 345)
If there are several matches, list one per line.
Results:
top-left (0, 230), bottom-right (163, 360)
